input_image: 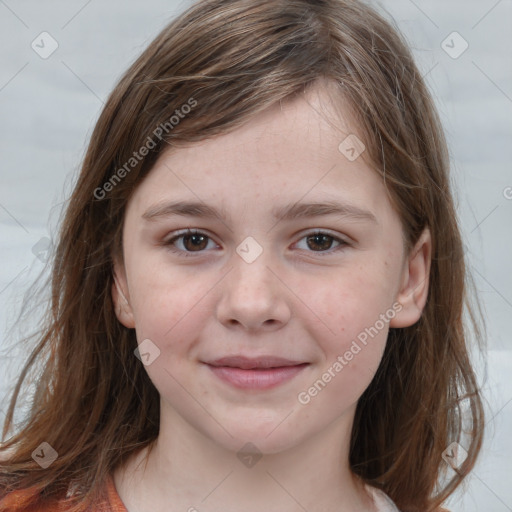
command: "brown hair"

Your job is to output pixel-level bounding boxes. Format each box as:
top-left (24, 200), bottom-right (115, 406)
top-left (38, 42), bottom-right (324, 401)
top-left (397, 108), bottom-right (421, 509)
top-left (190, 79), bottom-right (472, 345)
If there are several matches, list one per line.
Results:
top-left (0, 0), bottom-right (485, 510)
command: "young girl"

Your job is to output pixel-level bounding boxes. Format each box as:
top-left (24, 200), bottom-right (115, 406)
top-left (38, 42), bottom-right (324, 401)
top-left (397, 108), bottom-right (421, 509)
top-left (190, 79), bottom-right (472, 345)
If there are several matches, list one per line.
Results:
top-left (0, 0), bottom-right (485, 511)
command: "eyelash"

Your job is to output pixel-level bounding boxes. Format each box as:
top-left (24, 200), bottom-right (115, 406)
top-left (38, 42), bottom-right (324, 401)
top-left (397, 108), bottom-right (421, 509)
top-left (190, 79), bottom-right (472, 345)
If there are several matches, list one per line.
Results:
top-left (163, 228), bottom-right (349, 258)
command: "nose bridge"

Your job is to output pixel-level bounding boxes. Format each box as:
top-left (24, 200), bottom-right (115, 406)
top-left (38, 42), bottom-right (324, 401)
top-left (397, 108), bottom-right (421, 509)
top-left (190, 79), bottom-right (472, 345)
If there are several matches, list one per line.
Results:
top-left (229, 239), bottom-right (279, 305)
top-left (215, 238), bottom-right (291, 331)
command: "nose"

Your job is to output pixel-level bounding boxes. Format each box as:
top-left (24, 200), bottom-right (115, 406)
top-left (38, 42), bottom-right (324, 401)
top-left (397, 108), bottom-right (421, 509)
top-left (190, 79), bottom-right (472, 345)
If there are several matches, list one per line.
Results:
top-left (215, 251), bottom-right (292, 333)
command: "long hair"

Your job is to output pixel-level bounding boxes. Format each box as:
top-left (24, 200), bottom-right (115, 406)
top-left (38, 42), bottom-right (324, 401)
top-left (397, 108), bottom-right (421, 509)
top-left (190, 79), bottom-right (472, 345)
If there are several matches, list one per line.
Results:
top-left (0, 1), bottom-right (485, 510)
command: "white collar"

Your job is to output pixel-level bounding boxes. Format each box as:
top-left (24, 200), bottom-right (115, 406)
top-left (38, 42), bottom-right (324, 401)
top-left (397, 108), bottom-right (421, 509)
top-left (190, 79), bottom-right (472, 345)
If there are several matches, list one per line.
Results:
top-left (366, 485), bottom-right (400, 512)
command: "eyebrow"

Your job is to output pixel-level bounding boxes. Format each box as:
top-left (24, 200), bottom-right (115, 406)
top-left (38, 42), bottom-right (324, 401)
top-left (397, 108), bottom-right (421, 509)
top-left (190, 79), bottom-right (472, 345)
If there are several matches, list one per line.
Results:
top-left (142, 200), bottom-right (378, 224)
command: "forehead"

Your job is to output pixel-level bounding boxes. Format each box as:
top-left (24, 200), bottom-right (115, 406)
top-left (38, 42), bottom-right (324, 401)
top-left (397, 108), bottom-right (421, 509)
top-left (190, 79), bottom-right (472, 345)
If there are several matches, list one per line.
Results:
top-left (166, 81), bottom-right (360, 172)
top-left (126, 82), bottom-right (394, 228)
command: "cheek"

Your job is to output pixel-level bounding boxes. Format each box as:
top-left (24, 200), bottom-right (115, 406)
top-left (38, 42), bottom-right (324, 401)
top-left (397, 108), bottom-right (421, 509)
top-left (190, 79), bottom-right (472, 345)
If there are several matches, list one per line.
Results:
top-left (127, 264), bottom-right (213, 351)
top-left (128, 279), bottom-right (212, 397)
top-left (304, 269), bottom-right (393, 386)
top-left (299, 287), bottom-right (390, 415)
top-left (312, 266), bottom-right (393, 336)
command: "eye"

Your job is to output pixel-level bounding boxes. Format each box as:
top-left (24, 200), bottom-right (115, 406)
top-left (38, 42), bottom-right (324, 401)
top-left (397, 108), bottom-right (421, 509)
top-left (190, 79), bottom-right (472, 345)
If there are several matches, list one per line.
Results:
top-left (293, 230), bottom-right (349, 255)
top-left (164, 229), bottom-right (218, 257)
top-left (163, 229), bottom-right (349, 258)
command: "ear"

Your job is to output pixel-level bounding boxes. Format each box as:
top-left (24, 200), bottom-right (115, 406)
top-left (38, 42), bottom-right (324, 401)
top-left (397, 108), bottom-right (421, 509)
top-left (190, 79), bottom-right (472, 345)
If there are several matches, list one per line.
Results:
top-left (389, 227), bottom-right (432, 328)
top-left (112, 259), bottom-right (136, 329)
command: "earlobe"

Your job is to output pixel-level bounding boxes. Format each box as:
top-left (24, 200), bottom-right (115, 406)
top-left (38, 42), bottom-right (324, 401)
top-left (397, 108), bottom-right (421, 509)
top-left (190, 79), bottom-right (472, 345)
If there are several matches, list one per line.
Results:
top-left (111, 262), bottom-right (136, 329)
top-left (389, 227), bottom-right (432, 328)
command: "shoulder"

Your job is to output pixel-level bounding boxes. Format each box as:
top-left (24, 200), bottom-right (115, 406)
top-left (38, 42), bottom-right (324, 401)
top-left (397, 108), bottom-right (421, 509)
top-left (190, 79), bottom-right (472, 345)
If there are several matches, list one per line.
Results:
top-left (0, 448), bottom-right (49, 511)
top-left (0, 474), bottom-right (125, 512)
top-left (0, 489), bottom-right (59, 512)
top-left (366, 485), bottom-right (400, 511)
top-left (365, 485), bottom-right (451, 512)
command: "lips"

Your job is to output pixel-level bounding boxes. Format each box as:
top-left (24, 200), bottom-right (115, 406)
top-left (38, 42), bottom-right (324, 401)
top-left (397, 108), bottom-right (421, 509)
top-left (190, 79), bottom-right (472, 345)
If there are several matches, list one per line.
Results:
top-left (207, 355), bottom-right (307, 369)
top-left (204, 355), bottom-right (310, 389)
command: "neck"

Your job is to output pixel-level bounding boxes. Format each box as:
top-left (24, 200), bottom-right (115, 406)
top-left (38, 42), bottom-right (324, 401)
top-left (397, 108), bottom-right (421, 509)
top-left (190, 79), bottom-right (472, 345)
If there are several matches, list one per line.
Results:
top-left (114, 402), bottom-right (376, 512)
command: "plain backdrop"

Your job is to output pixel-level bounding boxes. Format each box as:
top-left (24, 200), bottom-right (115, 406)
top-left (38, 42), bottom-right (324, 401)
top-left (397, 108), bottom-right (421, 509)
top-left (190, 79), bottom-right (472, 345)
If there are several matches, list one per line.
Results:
top-left (0, 0), bottom-right (511, 510)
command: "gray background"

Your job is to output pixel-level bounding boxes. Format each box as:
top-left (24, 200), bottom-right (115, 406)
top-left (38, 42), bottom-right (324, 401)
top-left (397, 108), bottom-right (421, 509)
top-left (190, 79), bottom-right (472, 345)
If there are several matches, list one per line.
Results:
top-left (0, 0), bottom-right (511, 510)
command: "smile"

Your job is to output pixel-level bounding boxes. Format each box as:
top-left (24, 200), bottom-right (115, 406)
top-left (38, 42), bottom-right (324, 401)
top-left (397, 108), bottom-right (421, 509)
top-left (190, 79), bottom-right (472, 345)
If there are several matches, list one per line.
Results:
top-left (205, 363), bottom-right (309, 390)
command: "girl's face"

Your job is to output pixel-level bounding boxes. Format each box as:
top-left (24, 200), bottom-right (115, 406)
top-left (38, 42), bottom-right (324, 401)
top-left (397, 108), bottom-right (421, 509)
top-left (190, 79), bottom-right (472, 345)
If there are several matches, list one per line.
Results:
top-left (113, 83), bottom-right (430, 454)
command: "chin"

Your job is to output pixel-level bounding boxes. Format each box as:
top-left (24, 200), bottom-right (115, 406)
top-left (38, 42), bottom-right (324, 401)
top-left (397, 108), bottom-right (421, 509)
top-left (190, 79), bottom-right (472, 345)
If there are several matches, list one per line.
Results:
top-left (197, 417), bottom-right (303, 455)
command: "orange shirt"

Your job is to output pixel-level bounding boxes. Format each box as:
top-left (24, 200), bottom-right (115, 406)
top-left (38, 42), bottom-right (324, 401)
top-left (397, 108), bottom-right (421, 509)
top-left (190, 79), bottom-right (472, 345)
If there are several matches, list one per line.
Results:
top-left (0, 474), bottom-right (128, 512)
top-left (1, 477), bottom-right (451, 512)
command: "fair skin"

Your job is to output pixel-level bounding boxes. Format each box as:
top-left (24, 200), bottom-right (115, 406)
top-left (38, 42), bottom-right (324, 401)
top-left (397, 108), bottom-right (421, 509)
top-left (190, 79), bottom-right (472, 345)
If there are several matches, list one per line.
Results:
top-left (112, 82), bottom-right (431, 512)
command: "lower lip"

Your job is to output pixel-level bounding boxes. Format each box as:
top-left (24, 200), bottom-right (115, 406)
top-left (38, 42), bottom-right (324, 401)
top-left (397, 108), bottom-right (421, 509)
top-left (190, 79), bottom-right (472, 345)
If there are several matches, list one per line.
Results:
top-left (206, 364), bottom-right (309, 390)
